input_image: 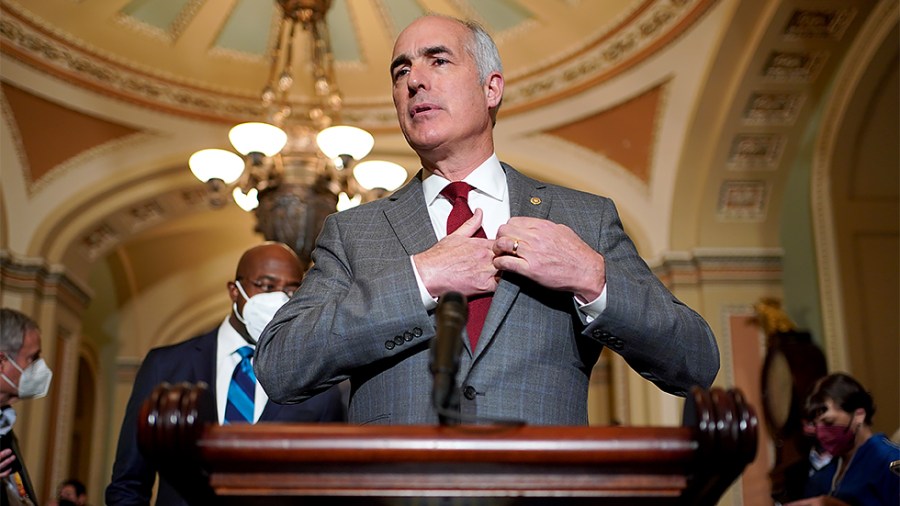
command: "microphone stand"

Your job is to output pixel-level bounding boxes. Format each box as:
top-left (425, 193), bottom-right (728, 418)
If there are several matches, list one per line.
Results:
top-left (430, 292), bottom-right (467, 426)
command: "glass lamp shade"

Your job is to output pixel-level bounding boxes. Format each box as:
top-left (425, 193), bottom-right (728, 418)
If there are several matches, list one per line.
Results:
top-left (336, 191), bottom-right (362, 212)
top-left (232, 187), bottom-right (259, 212)
top-left (229, 122), bottom-right (288, 156)
top-left (352, 160), bottom-right (408, 191)
top-left (188, 149), bottom-right (245, 184)
top-left (316, 125), bottom-right (374, 161)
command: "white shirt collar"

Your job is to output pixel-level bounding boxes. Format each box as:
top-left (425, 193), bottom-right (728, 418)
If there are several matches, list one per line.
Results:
top-left (422, 154), bottom-right (505, 205)
top-left (217, 317), bottom-right (253, 358)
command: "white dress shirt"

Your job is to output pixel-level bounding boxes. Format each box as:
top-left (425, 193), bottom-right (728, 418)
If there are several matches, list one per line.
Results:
top-left (411, 154), bottom-right (606, 319)
top-left (214, 317), bottom-right (268, 424)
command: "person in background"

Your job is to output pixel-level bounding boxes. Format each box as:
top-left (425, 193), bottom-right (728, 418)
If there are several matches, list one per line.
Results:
top-left (255, 14), bottom-right (719, 425)
top-left (48, 478), bottom-right (88, 506)
top-left (786, 372), bottom-right (899, 506)
top-left (106, 242), bottom-right (345, 506)
top-left (0, 308), bottom-right (53, 506)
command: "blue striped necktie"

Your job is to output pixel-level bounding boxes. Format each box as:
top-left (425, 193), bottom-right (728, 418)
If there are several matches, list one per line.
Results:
top-left (224, 346), bottom-right (256, 424)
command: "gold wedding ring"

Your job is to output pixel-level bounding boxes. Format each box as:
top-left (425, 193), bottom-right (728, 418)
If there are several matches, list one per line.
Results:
top-left (512, 239), bottom-right (520, 254)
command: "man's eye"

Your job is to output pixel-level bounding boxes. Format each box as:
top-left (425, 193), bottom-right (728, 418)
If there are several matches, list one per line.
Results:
top-left (393, 68), bottom-right (409, 81)
top-left (434, 58), bottom-right (448, 65)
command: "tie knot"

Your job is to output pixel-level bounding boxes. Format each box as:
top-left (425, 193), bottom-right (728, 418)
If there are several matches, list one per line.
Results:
top-left (440, 181), bottom-right (475, 202)
top-left (236, 346), bottom-right (253, 360)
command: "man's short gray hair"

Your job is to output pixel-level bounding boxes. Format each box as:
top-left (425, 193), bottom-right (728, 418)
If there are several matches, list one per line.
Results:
top-left (460, 19), bottom-right (504, 84)
top-left (0, 308), bottom-right (39, 359)
top-left (454, 17), bottom-right (504, 124)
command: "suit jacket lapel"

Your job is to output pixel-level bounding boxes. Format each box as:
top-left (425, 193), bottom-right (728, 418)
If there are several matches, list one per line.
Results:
top-left (474, 165), bottom-right (550, 357)
top-left (193, 329), bottom-right (219, 416)
top-left (384, 173), bottom-right (439, 255)
top-left (260, 398), bottom-right (283, 420)
top-left (382, 167), bottom-right (550, 358)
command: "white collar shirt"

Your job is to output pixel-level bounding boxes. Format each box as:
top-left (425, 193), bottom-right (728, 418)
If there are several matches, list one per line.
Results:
top-left (421, 153), bottom-right (510, 240)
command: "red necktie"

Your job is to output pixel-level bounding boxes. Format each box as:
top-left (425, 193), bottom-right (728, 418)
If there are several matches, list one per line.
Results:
top-left (440, 181), bottom-right (492, 349)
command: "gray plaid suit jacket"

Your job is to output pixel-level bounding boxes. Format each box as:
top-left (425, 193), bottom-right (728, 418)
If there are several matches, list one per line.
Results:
top-left (256, 163), bottom-right (719, 425)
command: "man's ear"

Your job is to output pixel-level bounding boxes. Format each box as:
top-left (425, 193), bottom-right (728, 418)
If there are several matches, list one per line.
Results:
top-left (484, 72), bottom-right (504, 109)
top-left (227, 281), bottom-right (239, 303)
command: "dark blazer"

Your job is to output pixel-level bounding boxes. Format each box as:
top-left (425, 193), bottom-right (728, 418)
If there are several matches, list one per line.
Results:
top-left (105, 327), bottom-right (345, 506)
top-left (256, 164), bottom-right (720, 425)
top-left (1, 428), bottom-right (37, 505)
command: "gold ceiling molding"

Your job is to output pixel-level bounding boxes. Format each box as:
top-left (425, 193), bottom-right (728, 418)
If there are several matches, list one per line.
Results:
top-left (502, 0), bottom-right (716, 115)
top-left (0, 8), bottom-right (263, 123)
top-left (0, 0), bottom-right (716, 126)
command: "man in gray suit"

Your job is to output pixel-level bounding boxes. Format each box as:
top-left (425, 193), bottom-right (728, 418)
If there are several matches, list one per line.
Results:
top-left (255, 15), bottom-right (719, 425)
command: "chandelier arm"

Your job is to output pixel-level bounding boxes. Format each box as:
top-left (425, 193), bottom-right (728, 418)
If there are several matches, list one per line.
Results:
top-left (266, 16), bottom-right (289, 99)
top-left (279, 18), bottom-right (299, 100)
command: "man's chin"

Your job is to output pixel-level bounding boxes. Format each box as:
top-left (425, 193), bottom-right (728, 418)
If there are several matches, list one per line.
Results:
top-left (407, 136), bottom-right (446, 154)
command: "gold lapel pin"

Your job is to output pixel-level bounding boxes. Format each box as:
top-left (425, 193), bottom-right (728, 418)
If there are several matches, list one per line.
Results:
top-left (530, 197), bottom-right (542, 205)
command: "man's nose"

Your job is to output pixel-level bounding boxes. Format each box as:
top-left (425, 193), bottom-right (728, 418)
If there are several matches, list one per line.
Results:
top-left (407, 65), bottom-right (427, 92)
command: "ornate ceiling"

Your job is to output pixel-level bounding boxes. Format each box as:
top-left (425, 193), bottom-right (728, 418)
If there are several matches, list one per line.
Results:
top-left (0, 0), bottom-right (713, 125)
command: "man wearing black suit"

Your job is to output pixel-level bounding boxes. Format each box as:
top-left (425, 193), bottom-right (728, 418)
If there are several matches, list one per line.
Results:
top-left (106, 242), bottom-right (345, 506)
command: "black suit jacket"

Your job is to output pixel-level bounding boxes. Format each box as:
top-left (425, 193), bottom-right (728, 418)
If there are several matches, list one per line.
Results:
top-left (1, 428), bottom-right (37, 506)
top-left (105, 326), bottom-right (345, 506)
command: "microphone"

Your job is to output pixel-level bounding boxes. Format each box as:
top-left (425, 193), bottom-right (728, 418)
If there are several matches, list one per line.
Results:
top-left (430, 291), bottom-right (467, 425)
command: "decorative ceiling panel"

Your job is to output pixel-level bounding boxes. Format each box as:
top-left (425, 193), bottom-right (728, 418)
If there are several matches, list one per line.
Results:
top-left (214, 0), bottom-right (275, 55)
top-left (1, 83), bottom-right (140, 190)
top-left (122, 0), bottom-right (191, 33)
top-left (545, 83), bottom-right (664, 184)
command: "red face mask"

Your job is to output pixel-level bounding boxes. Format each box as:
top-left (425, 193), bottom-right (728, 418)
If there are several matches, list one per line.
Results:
top-left (815, 423), bottom-right (856, 456)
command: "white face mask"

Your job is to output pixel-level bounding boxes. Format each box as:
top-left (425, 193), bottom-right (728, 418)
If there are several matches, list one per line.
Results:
top-left (2, 357), bottom-right (53, 400)
top-left (233, 280), bottom-right (290, 343)
top-left (0, 407), bottom-right (16, 436)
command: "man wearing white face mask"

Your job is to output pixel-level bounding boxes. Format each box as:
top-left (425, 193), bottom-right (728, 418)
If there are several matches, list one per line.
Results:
top-left (106, 242), bottom-right (345, 506)
top-left (1, 308), bottom-right (52, 506)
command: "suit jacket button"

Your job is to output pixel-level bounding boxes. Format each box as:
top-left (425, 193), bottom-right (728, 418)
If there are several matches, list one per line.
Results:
top-left (403, 331), bottom-right (414, 342)
top-left (393, 335), bottom-right (405, 346)
top-left (413, 327), bottom-right (423, 337)
top-left (384, 341), bottom-right (395, 350)
top-left (463, 386), bottom-right (477, 400)
top-left (592, 329), bottom-right (611, 339)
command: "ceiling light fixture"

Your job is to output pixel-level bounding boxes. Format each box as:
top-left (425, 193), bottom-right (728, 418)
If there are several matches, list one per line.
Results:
top-left (187, 0), bottom-right (407, 266)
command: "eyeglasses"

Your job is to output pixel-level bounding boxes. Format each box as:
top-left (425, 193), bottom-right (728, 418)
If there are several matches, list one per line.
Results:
top-left (237, 278), bottom-right (300, 297)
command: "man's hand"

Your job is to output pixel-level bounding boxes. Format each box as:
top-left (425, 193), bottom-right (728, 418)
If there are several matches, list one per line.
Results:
top-left (493, 217), bottom-right (605, 302)
top-left (414, 208), bottom-right (499, 298)
top-left (0, 448), bottom-right (15, 478)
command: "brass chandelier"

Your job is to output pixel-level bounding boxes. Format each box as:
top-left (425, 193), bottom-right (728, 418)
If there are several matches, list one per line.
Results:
top-left (188, 0), bottom-right (406, 266)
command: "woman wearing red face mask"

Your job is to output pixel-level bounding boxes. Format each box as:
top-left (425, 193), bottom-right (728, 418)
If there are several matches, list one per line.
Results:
top-left (785, 373), bottom-right (899, 506)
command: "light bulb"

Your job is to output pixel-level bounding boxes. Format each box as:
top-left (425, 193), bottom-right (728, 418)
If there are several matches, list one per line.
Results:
top-left (229, 122), bottom-right (288, 156)
top-left (316, 125), bottom-right (374, 161)
top-left (232, 187), bottom-right (259, 211)
top-left (188, 149), bottom-right (245, 184)
top-left (353, 160), bottom-right (408, 191)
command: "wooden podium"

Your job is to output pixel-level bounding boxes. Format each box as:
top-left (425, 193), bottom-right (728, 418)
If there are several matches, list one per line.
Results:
top-left (138, 384), bottom-right (757, 505)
